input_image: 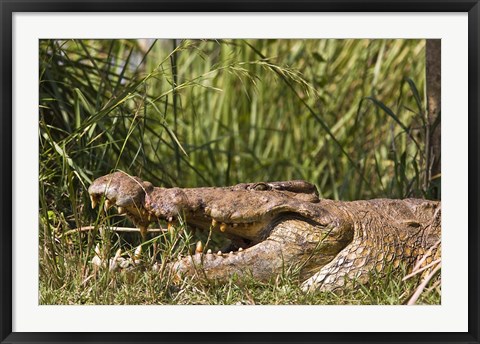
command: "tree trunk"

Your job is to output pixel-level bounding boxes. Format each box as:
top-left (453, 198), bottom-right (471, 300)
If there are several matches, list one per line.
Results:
top-left (426, 40), bottom-right (441, 198)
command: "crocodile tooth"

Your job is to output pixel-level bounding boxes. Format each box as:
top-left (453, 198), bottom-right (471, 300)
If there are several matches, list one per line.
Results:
top-left (109, 258), bottom-right (118, 272)
top-left (211, 219), bottom-right (218, 228)
top-left (134, 245), bottom-right (142, 259)
top-left (139, 226), bottom-right (148, 240)
top-left (94, 243), bottom-right (101, 256)
top-left (217, 251), bottom-right (222, 256)
top-left (90, 195), bottom-right (98, 209)
top-left (117, 207), bottom-right (125, 214)
top-left (238, 247), bottom-right (243, 252)
top-left (167, 222), bottom-right (175, 235)
top-left (229, 251), bottom-right (234, 255)
top-left (196, 241), bottom-right (203, 253)
top-left (207, 249), bottom-right (212, 254)
top-left (220, 223), bottom-right (227, 232)
top-left (91, 255), bottom-right (103, 268)
top-left (104, 199), bottom-right (113, 211)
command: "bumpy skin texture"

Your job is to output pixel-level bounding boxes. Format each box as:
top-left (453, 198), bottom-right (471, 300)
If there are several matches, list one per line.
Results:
top-left (88, 172), bottom-right (441, 292)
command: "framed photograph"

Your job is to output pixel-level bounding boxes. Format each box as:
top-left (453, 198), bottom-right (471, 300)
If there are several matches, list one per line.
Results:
top-left (1, 1), bottom-right (478, 343)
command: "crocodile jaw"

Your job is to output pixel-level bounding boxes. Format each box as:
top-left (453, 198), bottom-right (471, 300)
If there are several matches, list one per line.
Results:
top-left (88, 172), bottom-right (311, 243)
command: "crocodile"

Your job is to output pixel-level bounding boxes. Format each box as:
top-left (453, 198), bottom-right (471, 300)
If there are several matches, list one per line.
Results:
top-left (88, 172), bottom-right (441, 292)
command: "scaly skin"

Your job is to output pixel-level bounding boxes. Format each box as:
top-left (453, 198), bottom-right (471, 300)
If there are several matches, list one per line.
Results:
top-left (88, 172), bottom-right (441, 292)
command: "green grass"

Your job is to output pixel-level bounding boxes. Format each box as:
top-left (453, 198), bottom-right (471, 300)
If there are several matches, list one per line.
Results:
top-left (39, 38), bottom-right (440, 305)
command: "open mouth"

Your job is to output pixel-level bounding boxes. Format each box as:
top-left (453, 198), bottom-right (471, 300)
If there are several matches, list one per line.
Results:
top-left (172, 215), bottom-right (269, 255)
top-left (89, 192), bottom-right (270, 256)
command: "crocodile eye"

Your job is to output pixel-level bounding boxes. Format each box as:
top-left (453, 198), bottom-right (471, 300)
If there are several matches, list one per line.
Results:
top-left (252, 183), bottom-right (270, 191)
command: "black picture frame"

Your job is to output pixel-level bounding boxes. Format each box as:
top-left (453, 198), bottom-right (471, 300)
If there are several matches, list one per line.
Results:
top-left (1, 1), bottom-right (478, 343)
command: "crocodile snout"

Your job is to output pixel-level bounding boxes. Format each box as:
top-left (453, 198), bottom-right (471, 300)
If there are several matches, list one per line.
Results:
top-left (88, 172), bottom-right (153, 210)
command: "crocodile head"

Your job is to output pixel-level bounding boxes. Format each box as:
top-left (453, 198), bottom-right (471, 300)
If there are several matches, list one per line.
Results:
top-left (88, 172), bottom-right (354, 284)
top-left (88, 172), bottom-right (344, 246)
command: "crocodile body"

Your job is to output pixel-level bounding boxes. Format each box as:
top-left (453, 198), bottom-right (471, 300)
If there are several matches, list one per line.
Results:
top-left (88, 172), bottom-right (441, 292)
